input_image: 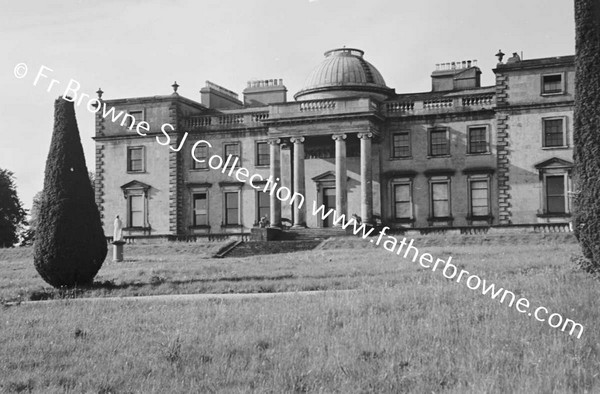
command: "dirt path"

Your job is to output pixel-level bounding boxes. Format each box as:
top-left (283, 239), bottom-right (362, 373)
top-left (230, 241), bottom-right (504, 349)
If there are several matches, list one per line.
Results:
top-left (23, 289), bottom-right (359, 304)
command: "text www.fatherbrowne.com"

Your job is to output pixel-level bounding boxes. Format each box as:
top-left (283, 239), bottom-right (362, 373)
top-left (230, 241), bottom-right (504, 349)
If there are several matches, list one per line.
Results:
top-left (15, 62), bottom-right (584, 339)
top-left (312, 202), bottom-right (584, 338)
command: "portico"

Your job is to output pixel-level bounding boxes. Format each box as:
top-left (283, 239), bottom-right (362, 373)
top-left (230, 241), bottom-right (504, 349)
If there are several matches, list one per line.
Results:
top-left (266, 126), bottom-right (376, 228)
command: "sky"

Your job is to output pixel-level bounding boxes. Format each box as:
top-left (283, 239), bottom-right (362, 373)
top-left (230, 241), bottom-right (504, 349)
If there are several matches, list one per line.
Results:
top-left (0, 0), bottom-right (575, 211)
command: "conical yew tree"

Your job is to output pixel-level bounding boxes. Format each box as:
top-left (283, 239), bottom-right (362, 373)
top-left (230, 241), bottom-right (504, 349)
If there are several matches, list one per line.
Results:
top-left (34, 98), bottom-right (107, 287)
top-left (573, 0), bottom-right (600, 273)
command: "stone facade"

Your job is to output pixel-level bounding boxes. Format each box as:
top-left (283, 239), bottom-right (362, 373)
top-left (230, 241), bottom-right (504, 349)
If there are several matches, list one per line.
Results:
top-left (93, 49), bottom-right (575, 237)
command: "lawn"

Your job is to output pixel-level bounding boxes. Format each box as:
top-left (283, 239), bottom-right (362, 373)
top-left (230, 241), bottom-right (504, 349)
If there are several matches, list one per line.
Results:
top-left (1, 233), bottom-right (599, 393)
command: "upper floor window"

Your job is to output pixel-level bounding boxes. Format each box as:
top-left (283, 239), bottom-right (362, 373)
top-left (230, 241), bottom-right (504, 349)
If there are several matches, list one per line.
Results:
top-left (192, 144), bottom-right (209, 170)
top-left (127, 147), bottom-right (144, 172)
top-left (256, 142), bottom-right (269, 166)
top-left (392, 132), bottom-right (411, 158)
top-left (543, 118), bottom-right (566, 147)
top-left (542, 74), bottom-right (564, 95)
top-left (125, 110), bottom-right (144, 128)
top-left (224, 143), bottom-right (241, 165)
top-left (429, 128), bottom-right (449, 156)
top-left (468, 126), bottom-right (489, 154)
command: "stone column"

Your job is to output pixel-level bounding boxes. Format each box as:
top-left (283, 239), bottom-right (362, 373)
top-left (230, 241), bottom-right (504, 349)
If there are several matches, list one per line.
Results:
top-left (332, 134), bottom-right (347, 219)
top-left (358, 132), bottom-right (373, 225)
top-left (268, 138), bottom-right (282, 228)
top-left (290, 137), bottom-right (306, 227)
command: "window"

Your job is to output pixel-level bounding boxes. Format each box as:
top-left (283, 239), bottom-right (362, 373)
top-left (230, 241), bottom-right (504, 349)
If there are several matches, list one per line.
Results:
top-left (125, 110), bottom-right (143, 128)
top-left (393, 183), bottom-right (412, 219)
top-left (468, 126), bottom-right (489, 154)
top-left (429, 128), bottom-right (449, 156)
top-left (469, 179), bottom-right (490, 216)
top-left (256, 142), bottom-right (269, 166)
top-left (543, 118), bottom-right (566, 147)
top-left (224, 143), bottom-right (241, 164)
top-left (431, 181), bottom-right (450, 218)
top-left (193, 193), bottom-right (208, 226)
top-left (257, 190), bottom-right (270, 221)
top-left (545, 175), bottom-right (566, 214)
top-left (192, 144), bottom-right (209, 169)
top-left (127, 147), bottom-right (144, 172)
top-left (535, 158), bottom-right (573, 217)
top-left (392, 132), bottom-right (411, 158)
top-left (128, 195), bottom-right (144, 227)
top-left (224, 191), bottom-right (240, 225)
top-left (121, 180), bottom-right (151, 230)
top-left (542, 74), bottom-right (563, 94)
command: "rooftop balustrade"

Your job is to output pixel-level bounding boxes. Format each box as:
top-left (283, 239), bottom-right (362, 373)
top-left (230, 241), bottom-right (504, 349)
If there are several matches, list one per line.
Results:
top-left (182, 92), bottom-right (496, 130)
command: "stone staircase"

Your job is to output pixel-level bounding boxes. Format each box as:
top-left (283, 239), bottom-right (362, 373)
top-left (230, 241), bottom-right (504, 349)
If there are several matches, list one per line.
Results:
top-left (280, 227), bottom-right (348, 241)
top-left (220, 228), bottom-right (348, 258)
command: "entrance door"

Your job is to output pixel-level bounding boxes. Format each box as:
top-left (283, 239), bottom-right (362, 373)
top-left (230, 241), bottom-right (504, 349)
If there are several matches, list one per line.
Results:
top-left (322, 187), bottom-right (336, 227)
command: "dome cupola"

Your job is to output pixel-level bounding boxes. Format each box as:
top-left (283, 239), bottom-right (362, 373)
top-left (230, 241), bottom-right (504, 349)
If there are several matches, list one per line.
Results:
top-left (295, 48), bottom-right (394, 101)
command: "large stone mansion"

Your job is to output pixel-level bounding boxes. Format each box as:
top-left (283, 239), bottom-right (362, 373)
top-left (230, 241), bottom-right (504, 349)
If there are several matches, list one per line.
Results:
top-left (93, 48), bottom-right (574, 237)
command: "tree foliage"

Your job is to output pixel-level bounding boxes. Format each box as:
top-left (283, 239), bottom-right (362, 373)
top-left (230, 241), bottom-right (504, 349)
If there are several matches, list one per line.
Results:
top-left (0, 169), bottom-right (27, 247)
top-left (33, 98), bottom-right (107, 287)
top-left (573, 0), bottom-right (600, 273)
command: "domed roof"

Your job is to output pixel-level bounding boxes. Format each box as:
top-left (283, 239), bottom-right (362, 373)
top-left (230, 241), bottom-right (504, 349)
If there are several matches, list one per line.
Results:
top-left (295, 48), bottom-right (393, 100)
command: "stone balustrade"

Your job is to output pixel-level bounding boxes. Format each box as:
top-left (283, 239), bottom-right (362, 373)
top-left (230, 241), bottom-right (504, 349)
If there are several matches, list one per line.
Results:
top-left (423, 98), bottom-right (454, 109)
top-left (384, 92), bottom-right (496, 115)
top-left (299, 100), bottom-right (337, 112)
top-left (184, 112), bottom-right (269, 130)
top-left (386, 101), bottom-right (415, 112)
top-left (461, 94), bottom-right (494, 106)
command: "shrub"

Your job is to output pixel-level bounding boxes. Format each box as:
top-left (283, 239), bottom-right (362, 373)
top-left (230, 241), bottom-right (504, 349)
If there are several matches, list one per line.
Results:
top-left (33, 98), bottom-right (107, 287)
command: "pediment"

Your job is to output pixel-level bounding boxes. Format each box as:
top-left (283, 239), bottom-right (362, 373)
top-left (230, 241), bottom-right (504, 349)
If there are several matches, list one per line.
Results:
top-left (534, 157), bottom-right (573, 169)
top-left (312, 171), bottom-right (336, 182)
top-left (120, 180), bottom-right (152, 191)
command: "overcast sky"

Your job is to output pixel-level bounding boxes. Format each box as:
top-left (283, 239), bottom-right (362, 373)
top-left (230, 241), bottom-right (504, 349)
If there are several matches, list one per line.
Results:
top-left (1, 0), bottom-right (575, 210)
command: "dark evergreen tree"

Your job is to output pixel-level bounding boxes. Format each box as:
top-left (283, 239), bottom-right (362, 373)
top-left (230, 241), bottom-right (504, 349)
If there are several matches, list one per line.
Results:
top-left (573, 0), bottom-right (600, 272)
top-left (34, 98), bottom-right (107, 287)
top-left (0, 169), bottom-right (27, 247)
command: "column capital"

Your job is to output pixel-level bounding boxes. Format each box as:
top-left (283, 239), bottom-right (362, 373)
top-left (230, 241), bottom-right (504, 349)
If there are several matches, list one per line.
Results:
top-left (332, 133), bottom-right (347, 141)
top-left (290, 136), bottom-right (305, 144)
top-left (357, 132), bottom-right (374, 140)
top-left (267, 138), bottom-right (281, 145)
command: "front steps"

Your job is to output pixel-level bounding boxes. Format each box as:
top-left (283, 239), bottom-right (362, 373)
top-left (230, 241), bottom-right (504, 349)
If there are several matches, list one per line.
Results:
top-left (220, 227), bottom-right (348, 258)
top-left (280, 227), bottom-right (348, 241)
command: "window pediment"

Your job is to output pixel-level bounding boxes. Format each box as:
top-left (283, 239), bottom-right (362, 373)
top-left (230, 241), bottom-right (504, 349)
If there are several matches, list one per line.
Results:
top-left (121, 180), bottom-right (151, 198)
top-left (312, 171), bottom-right (336, 182)
top-left (534, 157), bottom-right (573, 170)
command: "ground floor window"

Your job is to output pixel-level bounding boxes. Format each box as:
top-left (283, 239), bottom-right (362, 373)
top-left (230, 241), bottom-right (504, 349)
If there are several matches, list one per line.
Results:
top-left (430, 181), bottom-right (450, 218)
top-left (128, 194), bottom-right (144, 227)
top-left (545, 174), bottom-right (567, 214)
top-left (469, 179), bottom-right (490, 216)
top-left (224, 191), bottom-right (240, 225)
top-left (257, 190), bottom-right (270, 222)
top-left (535, 158), bottom-right (573, 217)
top-left (393, 183), bottom-right (412, 219)
top-left (193, 192), bottom-right (208, 226)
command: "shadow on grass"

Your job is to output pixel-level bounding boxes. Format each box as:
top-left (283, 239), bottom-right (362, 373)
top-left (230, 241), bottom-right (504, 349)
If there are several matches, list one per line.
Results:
top-left (24, 274), bottom-right (298, 301)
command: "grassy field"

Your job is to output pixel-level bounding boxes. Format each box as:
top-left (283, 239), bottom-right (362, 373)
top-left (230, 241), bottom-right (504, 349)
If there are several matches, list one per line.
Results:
top-left (2, 233), bottom-right (600, 392)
